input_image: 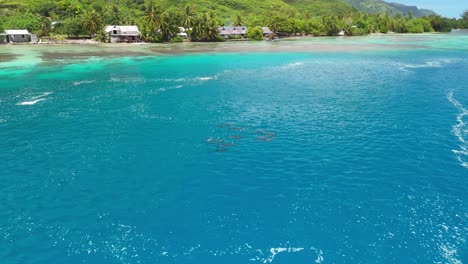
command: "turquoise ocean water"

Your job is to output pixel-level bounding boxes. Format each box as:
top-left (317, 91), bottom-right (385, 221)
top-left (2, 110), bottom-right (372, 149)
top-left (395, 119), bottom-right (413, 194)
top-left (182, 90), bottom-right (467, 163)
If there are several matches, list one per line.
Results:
top-left (1, 32), bottom-right (467, 263)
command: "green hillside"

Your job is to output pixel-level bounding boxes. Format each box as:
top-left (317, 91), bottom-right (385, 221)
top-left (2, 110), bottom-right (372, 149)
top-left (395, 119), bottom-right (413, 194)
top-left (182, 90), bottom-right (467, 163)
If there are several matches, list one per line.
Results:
top-left (3, 0), bottom-right (355, 18)
top-left (386, 2), bottom-right (436, 17)
top-left (343, 0), bottom-right (436, 17)
top-left (0, 0), bottom-right (463, 42)
top-left (343, 0), bottom-right (398, 14)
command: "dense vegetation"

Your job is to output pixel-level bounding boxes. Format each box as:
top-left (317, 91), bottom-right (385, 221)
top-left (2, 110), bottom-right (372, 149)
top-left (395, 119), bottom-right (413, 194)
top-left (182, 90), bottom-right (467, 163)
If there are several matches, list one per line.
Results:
top-left (0, 0), bottom-right (466, 42)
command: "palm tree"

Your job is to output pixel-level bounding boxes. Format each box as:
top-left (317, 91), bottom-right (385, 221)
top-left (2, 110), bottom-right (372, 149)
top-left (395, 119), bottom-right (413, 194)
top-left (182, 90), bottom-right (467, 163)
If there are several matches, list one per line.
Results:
top-left (183, 6), bottom-right (196, 29)
top-left (233, 14), bottom-right (244, 26)
top-left (81, 9), bottom-right (102, 36)
top-left (159, 13), bottom-right (178, 41)
top-left (191, 17), bottom-right (203, 40)
top-left (189, 13), bottom-right (220, 41)
top-left (106, 5), bottom-right (121, 25)
top-left (39, 17), bottom-right (51, 37)
top-left (322, 15), bottom-right (339, 36)
top-left (205, 19), bottom-right (220, 41)
top-left (267, 17), bottom-right (280, 34)
top-left (145, 1), bottom-right (163, 30)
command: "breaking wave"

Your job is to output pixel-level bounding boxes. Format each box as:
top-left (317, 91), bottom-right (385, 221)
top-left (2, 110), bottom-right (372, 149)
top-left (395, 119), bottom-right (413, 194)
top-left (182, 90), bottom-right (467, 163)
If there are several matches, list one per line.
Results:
top-left (17, 92), bottom-right (53, 106)
top-left (400, 59), bottom-right (462, 71)
top-left (17, 99), bottom-right (46, 106)
top-left (73, 80), bottom-right (96, 86)
top-left (194, 74), bottom-right (220, 81)
top-left (447, 90), bottom-right (468, 169)
top-left (260, 247), bottom-right (305, 263)
top-left (283, 62), bottom-right (305, 69)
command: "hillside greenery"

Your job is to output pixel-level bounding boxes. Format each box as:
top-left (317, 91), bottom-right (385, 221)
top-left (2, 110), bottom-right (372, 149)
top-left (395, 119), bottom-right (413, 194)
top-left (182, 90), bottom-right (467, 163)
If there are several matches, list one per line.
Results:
top-left (0, 0), bottom-right (466, 42)
top-left (343, 0), bottom-right (435, 17)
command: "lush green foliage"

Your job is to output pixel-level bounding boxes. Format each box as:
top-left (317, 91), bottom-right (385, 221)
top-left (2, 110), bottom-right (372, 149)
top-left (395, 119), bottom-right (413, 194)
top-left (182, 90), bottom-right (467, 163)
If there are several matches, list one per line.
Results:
top-left (0, 0), bottom-right (466, 42)
top-left (246, 26), bottom-right (263, 40)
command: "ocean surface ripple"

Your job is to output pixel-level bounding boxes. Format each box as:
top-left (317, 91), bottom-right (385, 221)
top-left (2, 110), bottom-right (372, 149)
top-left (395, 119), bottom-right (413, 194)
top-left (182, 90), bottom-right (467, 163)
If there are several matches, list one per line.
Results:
top-left (0, 36), bottom-right (467, 264)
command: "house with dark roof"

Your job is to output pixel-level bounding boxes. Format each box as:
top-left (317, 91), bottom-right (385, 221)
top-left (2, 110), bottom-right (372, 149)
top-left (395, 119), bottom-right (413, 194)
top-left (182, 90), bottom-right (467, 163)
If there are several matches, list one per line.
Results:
top-left (218, 26), bottom-right (248, 39)
top-left (218, 26), bottom-right (274, 40)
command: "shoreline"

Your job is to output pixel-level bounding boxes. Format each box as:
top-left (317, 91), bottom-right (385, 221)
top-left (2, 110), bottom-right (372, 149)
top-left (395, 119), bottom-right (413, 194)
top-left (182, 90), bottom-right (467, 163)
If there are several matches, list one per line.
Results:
top-left (0, 31), bottom-right (450, 47)
top-left (0, 32), bottom-right (466, 68)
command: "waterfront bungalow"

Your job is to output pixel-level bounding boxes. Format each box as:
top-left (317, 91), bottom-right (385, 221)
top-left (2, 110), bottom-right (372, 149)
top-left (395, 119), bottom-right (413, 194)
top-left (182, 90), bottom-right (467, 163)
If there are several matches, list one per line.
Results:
top-left (104, 25), bottom-right (141, 43)
top-left (218, 26), bottom-right (248, 39)
top-left (2, 29), bottom-right (34, 43)
top-left (261, 27), bottom-right (273, 36)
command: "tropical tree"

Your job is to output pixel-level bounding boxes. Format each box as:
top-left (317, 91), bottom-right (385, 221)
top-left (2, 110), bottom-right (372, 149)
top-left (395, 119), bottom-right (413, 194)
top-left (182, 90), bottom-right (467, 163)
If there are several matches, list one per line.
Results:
top-left (267, 17), bottom-right (280, 34)
top-left (145, 1), bottom-right (163, 30)
top-left (322, 15), bottom-right (340, 36)
top-left (304, 17), bottom-right (325, 36)
top-left (288, 18), bottom-right (304, 35)
top-left (105, 5), bottom-right (121, 25)
top-left (182, 6), bottom-right (196, 29)
top-left (205, 19), bottom-right (220, 41)
top-left (190, 13), bottom-right (221, 41)
top-left (0, 12), bottom-right (40, 32)
top-left (159, 13), bottom-right (179, 41)
top-left (81, 9), bottom-right (102, 36)
top-left (39, 17), bottom-right (51, 36)
top-left (233, 14), bottom-right (244, 26)
top-left (428, 15), bottom-right (452, 32)
top-left (246, 26), bottom-right (263, 40)
top-left (58, 16), bottom-right (84, 37)
top-left (94, 30), bottom-right (108, 42)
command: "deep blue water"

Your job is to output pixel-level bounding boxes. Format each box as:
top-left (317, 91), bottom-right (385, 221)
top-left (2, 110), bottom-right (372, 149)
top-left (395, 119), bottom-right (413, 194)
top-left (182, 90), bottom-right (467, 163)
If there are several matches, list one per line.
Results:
top-left (1, 37), bottom-right (467, 264)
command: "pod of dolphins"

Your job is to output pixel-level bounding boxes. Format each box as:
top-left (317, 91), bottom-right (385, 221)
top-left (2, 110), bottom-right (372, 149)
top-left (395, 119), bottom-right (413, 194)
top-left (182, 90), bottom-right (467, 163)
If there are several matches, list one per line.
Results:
top-left (205, 123), bottom-right (276, 152)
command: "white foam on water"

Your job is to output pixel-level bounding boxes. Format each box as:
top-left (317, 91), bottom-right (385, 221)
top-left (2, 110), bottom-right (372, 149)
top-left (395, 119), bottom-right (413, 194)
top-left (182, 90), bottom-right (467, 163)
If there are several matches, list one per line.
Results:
top-left (447, 90), bottom-right (468, 169)
top-left (17, 92), bottom-right (53, 106)
top-left (151, 85), bottom-right (185, 94)
top-left (73, 80), bottom-right (96, 86)
top-left (311, 247), bottom-right (324, 263)
top-left (195, 75), bottom-right (219, 81)
top-left (30, 92), bottom-right (53, 100)
top-left (17, 98), bottom-right (46, 106)
top-left (439, 244), bottom-right (462, 264)
top-left (399, 58), bottom-right (462, 71)
top-left (196, 77), bottom-right (214, 81)
top-left (262, 247), bottom-right (305, 263)
top-left (109, 77), bottom-right (144, 84)
top-left (400, 61), bottom-right (441, 71)
top-left (283, 62), bottom-right (305, 69)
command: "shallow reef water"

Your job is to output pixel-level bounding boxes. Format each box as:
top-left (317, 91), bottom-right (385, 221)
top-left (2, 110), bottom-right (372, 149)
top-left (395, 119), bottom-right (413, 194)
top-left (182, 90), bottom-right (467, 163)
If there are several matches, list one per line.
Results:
top-left (0, 32), bottom-right (467, 264)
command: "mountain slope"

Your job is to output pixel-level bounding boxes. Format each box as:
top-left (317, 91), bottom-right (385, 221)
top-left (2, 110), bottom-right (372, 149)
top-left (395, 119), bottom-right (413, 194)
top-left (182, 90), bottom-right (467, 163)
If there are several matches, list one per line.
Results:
top-left (386, 2), bottom-right (436, 17)
top-left (8, 0), bottom-right (354, 17)
top-left (343, 0), bottom-right (437, 17)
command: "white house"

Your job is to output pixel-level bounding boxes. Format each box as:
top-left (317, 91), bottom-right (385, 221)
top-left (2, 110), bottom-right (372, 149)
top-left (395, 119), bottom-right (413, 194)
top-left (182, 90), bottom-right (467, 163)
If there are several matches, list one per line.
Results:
top-left (177, 27), bottom-right (188, 38)
top-left (2, 29), bottom-right (34, 43)
top-left (104, 25), bottom-right (141, 43)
